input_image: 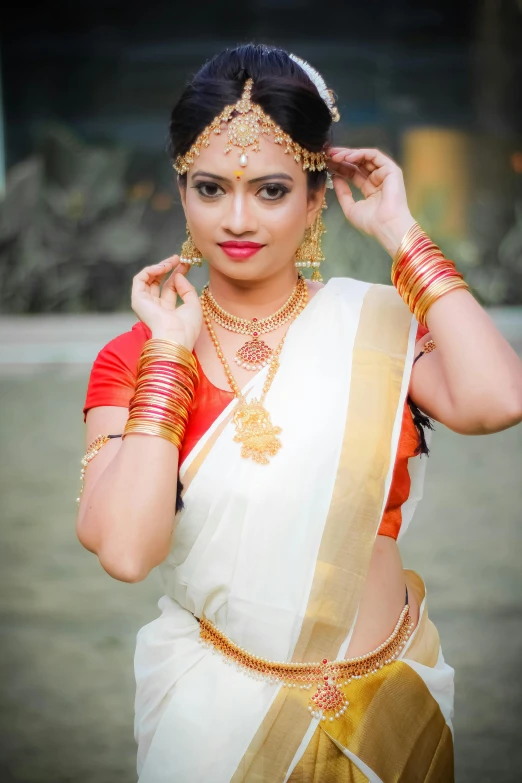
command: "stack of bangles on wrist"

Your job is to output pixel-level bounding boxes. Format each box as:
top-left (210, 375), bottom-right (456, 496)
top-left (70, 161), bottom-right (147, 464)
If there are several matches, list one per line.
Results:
top-left (122, 338), bottom-right (199, 448)
top-left (392, 222), bottom-right (470, 327)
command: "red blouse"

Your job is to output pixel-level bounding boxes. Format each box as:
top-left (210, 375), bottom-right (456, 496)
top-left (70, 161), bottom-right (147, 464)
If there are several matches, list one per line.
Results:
top-left (83, 320), bottom-right (430, 539)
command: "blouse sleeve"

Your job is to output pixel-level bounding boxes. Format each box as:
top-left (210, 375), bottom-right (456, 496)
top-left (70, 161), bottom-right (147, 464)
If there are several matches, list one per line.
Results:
top-left (83, 321), bottom-right (151, 422)
top-left (415, 322), bottom-right (430, 342)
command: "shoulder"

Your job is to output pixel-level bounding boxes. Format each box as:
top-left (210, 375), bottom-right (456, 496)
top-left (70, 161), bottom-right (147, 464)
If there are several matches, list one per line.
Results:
top-left (93, 321), bottom-right (151, 373)
top-left (83, 321), bottom-right (151, 421)
top-left (325, 278), bottom-right (414, 335)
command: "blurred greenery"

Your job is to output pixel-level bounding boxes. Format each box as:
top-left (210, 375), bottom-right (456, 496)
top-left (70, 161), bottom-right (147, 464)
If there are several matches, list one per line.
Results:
top-left (0, 123), bottom-right (521, 312)
top-left (0, 125), bottom-right (181, 313)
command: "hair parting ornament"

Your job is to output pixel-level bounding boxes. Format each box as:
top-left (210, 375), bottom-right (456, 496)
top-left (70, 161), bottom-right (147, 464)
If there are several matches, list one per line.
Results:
top-left (173, 61), bottom-right (340, 187)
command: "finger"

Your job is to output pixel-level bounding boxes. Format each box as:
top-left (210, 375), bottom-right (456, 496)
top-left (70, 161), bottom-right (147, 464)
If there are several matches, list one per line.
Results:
top-left (328, 159), bottom-right (371, 192)
top-left (331, 174), bottom-right (357, 218)
top-left (160, 256), bottom-right (191, 307)
top-left (327, 158), bottom-right (364, 178)
top-left (133, 258), bottom-right (177, 299)
top-left (173, 271), bottom-right (200, 307)
top-left (342, 148), bottom-right (398, 170)
top-left (327, 146), bottom-right (355, 157)
top-left (329, 149), bottom-right (378, 175)
top-left (368, 164), bottom-right (396, 189)
top-left (134, 258), bottom-right (176, 285)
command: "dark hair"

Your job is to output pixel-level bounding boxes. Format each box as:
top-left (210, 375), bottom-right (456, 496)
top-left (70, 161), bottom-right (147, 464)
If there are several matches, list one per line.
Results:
top-left (168, 43), bottom-right (335, 192)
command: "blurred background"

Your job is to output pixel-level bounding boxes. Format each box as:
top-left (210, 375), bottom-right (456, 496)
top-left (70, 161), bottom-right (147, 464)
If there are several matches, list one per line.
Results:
top-left (0, 1), bottom-right (521, 781)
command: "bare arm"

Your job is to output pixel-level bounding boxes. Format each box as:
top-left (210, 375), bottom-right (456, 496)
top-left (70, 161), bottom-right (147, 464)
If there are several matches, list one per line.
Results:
top-left (76, 256), bottom-right (202, 583)
top-left (408, 289), bottom-right (522, 435)
top-left (327, 145), bottom-right (522, 437)
top-left (76, 406), bottom-right (181, 582)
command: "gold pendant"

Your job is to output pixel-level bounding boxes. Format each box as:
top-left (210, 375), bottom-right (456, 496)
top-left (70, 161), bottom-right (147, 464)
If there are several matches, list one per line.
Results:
top-left (232, 398), bottom-right (282, 464)
top-left (234, 336), bottom-right (273, 370)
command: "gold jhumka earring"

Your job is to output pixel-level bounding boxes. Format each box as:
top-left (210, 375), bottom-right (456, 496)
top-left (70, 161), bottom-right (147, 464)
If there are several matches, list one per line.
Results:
top-left (294, 196), bottom-right (328, 282)
top-left (180, 223), bottom-right (204, 266)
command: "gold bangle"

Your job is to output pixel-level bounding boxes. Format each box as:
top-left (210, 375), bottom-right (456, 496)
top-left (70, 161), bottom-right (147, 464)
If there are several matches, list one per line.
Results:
top-left (140, 339), bottom-right (198, 368)
top-left (125, 417), bottom-right (186, 439)
top-left (415, 278), bottom-right (469, 326)
top-left (392, 224), bottom-right (431, 277)
top-left (136, 372), bottom-right (195, 398)
top-left (416, 279), bottom-right (469, 327)
top-left (127, 403), bottom-right (189, 426)
top-left (398, 254), bottom-right (445, 301)
top-left (121, 338), bottom-right (200, 448)
top-left (128, 405), bottom-right (189, 426)
top-left (131, 379), bottom-right (195, 407)
top-left (392, 222), bottom-right (470, 325)
top-left (138, 361), bottom-right (199, 389)
top-left (407, 263), bottom-right (458, 308)
top-left (415, 273), bottom-right (466, 313)
top-left (139, 353), bottom-right (199, 377)
top-left (395, 248), bottom-right (442, 296)
top-left (122, 421), bottom-right (184, 449)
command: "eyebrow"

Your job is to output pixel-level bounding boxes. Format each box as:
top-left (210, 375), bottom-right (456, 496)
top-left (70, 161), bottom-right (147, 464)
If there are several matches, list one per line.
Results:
top-left (190, 170), bottom-right (294, 184)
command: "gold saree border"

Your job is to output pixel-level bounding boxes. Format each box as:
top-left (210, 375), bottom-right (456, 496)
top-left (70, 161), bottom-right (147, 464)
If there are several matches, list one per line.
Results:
top-left (231, 284), bottom-right (414, 782)
top-left (290, 661), bottom-right (453, 783)
top-left (179, 410), bottom-right (235, 495)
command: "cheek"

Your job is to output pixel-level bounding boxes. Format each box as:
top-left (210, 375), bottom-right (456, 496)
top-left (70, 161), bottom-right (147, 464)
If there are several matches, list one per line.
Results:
top-left (186, 193), bottom-right (219, 235)
top-left (267, 198), bottom-right (307, 244)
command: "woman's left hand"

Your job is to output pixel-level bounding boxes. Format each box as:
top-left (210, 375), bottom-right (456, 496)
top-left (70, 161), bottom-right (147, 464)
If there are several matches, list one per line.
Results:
top-left (326, 147), bottom-right (416, 257)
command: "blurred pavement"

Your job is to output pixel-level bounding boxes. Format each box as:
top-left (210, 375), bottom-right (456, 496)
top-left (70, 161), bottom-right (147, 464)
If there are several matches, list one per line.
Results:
top-left (0, 310), bottom-right (521, 782)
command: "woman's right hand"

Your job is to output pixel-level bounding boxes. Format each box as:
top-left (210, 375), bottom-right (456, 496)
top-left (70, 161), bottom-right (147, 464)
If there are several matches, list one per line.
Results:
top-left (131, 256), bottom-right (202, 350)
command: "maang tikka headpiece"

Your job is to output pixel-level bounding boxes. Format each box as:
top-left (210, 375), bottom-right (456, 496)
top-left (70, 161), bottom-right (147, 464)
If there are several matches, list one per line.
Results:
top-left (173, 76), bottom-right (340, 176)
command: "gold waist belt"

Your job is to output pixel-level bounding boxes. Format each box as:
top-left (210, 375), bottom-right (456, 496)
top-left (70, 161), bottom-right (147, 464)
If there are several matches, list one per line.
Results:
top-left (197, 603), bottom-right (413, 724)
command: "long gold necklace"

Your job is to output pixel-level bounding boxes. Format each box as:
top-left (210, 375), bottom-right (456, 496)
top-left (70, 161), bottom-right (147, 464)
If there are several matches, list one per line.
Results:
top-left (200, 272), bottom-right (307, 371)
top-left (200, 280), bottom-right (309, 464)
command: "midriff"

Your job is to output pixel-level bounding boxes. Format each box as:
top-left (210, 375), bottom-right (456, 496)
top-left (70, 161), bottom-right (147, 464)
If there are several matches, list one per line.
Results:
top-left (343, 536), bottom-right (420, 659)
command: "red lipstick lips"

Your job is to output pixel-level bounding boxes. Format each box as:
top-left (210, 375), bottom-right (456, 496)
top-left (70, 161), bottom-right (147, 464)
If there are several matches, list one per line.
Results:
top-left (218, 241), bottom-right (265, 260)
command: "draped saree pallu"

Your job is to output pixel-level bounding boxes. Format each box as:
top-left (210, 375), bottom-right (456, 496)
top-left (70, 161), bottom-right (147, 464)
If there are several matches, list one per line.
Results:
top-left (134, 277), bottom-right (455, 783)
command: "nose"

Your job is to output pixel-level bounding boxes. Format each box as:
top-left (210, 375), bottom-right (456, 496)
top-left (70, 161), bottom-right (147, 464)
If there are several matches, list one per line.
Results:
top-left (221, 190), bottom-right (258, 236)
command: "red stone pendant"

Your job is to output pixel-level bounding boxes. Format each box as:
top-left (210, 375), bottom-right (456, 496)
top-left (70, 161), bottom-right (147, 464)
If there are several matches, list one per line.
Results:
top-left (309, 661), bottom-right (349, 722)
top-left (234, 335), bottom-right (273, 371)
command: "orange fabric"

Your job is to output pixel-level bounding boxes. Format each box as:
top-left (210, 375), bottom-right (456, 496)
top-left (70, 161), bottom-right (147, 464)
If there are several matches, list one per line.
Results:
top-left (83, 321), bottom-right (431, 539)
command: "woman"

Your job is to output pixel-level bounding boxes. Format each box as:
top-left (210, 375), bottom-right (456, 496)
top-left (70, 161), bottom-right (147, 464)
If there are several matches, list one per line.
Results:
top-left (76, 44), bottom-right (522, 782)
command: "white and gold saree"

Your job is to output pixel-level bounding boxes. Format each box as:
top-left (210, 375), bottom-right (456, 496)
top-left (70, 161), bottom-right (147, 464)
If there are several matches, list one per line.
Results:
top-left (134, 276), bottom-right (455, 782)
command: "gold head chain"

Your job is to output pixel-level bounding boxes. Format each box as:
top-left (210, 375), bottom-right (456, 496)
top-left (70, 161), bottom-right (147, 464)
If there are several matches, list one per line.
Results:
top-left (173, 77), bottom-right (337, 175)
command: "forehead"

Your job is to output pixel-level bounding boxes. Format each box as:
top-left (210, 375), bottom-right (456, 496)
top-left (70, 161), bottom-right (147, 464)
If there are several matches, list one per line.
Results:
top-left (187, 121), bottom-right (306, 182)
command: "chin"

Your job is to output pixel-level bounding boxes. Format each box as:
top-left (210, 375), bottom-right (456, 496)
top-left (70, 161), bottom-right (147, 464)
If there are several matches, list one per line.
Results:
top-left (209, 258), bottom-right (272, 280)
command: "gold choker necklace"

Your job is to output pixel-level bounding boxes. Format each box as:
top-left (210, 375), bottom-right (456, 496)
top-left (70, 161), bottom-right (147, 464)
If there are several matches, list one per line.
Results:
top-left (200, 273), bottom-right (307, 372)
top-left (200, 280), bottom-right (309, 463)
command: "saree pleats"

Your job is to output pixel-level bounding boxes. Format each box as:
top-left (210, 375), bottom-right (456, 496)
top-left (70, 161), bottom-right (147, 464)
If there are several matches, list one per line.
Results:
top-left (287, 726), bottom-right (370, 783)
top-left (289, 662), bottom-right (453, 783)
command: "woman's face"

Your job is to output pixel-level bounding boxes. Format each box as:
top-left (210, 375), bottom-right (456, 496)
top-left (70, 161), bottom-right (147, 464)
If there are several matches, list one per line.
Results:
top-left (178, 122), bottom-right (326, 282)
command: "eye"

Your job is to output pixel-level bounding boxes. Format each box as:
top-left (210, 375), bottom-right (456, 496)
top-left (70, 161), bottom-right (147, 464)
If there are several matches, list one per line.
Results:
top-left (258, 184), bottom-right (289, 201)
top-left (193, 182), bottom-right (225, 198)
